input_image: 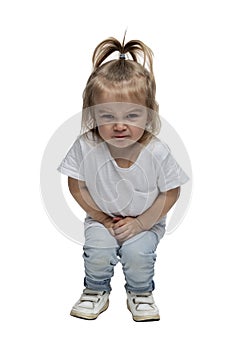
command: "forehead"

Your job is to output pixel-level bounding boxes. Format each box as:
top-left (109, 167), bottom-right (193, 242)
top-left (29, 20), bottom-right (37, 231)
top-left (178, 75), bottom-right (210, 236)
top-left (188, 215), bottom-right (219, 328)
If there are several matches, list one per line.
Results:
top-left (94, 90), bottom-right (146, 106)
top-left (93, 102), bottom-right (147, 115)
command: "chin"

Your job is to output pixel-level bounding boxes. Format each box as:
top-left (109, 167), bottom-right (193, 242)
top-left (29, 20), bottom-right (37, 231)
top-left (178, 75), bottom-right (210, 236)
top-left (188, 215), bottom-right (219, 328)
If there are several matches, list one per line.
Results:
top-left (107, 138), bottom-right (138, 149)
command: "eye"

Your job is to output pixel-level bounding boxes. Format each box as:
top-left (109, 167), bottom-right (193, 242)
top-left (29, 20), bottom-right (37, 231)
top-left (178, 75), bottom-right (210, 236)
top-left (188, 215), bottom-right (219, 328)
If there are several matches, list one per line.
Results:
top-left (126, 113), bottom-right (139, 119)
top-left (100, 114), bottom-right (114, 120)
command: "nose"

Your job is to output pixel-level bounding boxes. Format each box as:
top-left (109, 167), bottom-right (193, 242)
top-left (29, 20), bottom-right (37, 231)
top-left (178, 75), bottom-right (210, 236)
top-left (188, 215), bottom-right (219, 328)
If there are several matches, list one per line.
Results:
top-left (113, 122), bottom-right (127, 131)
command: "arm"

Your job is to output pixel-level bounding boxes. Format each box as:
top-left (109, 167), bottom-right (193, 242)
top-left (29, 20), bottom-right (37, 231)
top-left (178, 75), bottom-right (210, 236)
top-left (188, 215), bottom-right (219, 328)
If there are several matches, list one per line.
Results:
top-left (113, 187), bottom-right (180, 242)
top-left (137, 187), bottom-right (180, 230)
top-left (68, 177), bottom-right (117, 229)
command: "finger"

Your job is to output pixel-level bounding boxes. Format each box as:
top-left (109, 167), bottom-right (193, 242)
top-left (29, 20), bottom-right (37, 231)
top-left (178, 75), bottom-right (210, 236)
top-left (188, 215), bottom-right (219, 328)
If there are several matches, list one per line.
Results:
top-left (114, 225), bottom-right (128, 235)
top-left (113, 220), bottom-right (127, 230)
top-left (117, 232), bottom-right (134, 244)
top-left (112, 216), bottom-right (122, 223)
top-left (108, 228), bottom-right (115, 236)
top-left (115, 229), bottom-right (131, 240)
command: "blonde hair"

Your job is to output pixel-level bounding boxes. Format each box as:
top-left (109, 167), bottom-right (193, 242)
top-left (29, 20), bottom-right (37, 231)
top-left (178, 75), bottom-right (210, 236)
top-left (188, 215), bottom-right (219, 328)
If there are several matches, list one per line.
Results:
top-left (82, 36), bottom-right (160, 142)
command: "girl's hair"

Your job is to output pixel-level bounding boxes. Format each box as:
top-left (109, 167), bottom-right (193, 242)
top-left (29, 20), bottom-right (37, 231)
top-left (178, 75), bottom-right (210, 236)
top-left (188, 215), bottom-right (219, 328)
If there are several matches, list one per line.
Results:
top-left (82, 35), bottom-right (160, 142)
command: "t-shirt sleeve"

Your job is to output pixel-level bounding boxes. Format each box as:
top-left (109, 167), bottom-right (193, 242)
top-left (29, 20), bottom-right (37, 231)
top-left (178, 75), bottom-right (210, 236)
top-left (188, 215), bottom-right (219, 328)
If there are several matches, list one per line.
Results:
top-left (156, 143), bottom-right (189, 192)
top-left (57, 138), bottom-right (85, 180)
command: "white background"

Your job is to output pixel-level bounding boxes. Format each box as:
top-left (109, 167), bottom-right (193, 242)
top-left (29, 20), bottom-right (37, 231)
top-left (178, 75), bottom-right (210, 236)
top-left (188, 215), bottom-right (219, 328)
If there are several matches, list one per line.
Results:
top-left (1, 0), bottom-right (232, 349)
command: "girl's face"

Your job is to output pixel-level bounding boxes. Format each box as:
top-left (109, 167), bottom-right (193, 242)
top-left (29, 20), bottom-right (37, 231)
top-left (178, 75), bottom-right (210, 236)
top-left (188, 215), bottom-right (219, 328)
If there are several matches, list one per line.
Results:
top-left (94, 92), bottom-right (148, 149)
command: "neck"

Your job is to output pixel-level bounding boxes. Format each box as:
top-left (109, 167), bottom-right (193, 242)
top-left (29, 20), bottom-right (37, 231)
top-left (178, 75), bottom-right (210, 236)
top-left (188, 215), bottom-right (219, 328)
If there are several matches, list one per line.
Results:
top-left (108, 142), bottom-right (143, 162)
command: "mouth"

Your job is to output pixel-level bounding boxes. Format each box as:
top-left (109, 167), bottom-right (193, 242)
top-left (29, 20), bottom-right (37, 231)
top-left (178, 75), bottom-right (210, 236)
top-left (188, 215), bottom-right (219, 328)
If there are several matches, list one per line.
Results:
top-left (113, 135), bottom-right (129, 139)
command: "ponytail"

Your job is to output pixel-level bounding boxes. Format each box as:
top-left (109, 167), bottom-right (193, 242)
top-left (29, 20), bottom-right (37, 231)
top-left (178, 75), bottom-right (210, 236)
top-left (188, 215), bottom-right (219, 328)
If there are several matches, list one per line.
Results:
top-left (92, 35), bottom-right (154, 76)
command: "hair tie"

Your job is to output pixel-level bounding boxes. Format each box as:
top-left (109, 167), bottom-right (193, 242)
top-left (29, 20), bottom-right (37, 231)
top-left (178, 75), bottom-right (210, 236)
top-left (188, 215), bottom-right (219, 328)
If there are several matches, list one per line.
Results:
top-left (119, 53), bottom-right (126, 60)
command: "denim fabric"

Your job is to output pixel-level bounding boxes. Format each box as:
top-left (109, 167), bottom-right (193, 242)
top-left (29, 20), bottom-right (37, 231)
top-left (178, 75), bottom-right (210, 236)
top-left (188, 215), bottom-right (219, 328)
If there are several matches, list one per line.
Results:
top-left (83, 226), bottom-right (162, 293)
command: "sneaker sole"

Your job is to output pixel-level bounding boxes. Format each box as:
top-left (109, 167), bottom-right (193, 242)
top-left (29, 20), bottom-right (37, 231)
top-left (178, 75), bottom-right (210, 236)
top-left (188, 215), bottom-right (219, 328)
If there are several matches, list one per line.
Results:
top-left (127, 300), bottom-right (160, 322)
top-left (70, 299), bottom-right (109, 320)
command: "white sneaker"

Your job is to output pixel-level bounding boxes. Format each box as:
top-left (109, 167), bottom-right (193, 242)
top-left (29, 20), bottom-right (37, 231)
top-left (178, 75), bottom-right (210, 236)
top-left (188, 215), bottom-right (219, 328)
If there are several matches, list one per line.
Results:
top-left (70, 288), bottom-right (109, 320)
top-left (127, 291), bottom-right (160, 321)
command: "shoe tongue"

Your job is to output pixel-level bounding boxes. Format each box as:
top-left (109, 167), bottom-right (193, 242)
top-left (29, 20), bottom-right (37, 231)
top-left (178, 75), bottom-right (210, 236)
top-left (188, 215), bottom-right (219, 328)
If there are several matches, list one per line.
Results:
top-left (79, 301), bottom-right (93, 309)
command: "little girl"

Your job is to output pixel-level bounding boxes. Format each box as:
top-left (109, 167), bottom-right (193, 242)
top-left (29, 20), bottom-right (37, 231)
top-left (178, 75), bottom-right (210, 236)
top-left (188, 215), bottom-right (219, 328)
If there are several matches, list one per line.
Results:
top-left (58, 36), bottom-right (189, 321)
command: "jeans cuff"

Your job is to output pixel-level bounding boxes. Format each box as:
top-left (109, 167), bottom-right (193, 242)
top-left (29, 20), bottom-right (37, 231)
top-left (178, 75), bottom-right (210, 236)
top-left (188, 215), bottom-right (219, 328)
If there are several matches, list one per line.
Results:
top-left (84, 277), bottom-right (112, 292)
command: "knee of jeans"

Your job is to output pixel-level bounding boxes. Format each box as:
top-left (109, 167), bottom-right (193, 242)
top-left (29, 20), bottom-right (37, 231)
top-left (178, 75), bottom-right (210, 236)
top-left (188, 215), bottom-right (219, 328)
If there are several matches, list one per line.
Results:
top-left (120, 236), bottom-right (158, 267)
top-left (121, 248), bottom-right (157, 267)
top-left (83, 247), bottom-right (118, 267)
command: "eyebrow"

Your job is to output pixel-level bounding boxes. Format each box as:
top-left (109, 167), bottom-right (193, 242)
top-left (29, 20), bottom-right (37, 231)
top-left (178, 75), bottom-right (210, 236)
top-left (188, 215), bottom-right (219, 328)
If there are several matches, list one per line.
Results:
top-left (97, 110), bottom-right (113, 114)
top-left (126, 109), bottom-right (144, 113)
top-left (96, 108), bottom-right (144, 114)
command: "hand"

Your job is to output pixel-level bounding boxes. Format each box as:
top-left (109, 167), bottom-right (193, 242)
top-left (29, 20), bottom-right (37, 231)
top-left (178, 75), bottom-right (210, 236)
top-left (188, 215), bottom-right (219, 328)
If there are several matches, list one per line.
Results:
top-left (102, 216), bottom-right (122, 236)
top-left (112, 217), bottom-right (144, 243)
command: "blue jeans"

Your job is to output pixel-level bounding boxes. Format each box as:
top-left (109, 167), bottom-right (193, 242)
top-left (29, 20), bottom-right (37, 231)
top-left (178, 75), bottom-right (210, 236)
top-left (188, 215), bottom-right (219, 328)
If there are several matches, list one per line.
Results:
top-left (83, 226), bottom-right (162, 293)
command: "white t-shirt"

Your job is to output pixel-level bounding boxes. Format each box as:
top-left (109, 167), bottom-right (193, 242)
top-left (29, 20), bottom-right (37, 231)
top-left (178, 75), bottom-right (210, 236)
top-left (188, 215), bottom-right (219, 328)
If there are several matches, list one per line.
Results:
top-left (58, 133), bottom-right (189, 237)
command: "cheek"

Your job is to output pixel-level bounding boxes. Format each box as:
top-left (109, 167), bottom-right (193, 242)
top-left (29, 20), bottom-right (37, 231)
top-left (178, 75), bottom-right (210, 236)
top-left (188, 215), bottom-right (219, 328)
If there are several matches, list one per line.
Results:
top-left (129, 126), bottom-right (145, 139)
top-left (131, 119), bottom-right (147, 134)
top-left (98, 125), bottom-right (111, 137)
